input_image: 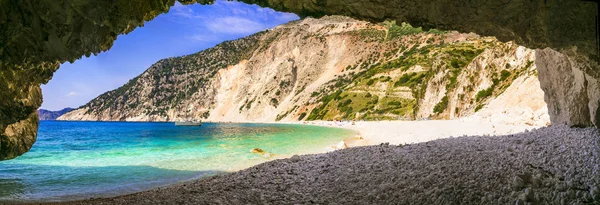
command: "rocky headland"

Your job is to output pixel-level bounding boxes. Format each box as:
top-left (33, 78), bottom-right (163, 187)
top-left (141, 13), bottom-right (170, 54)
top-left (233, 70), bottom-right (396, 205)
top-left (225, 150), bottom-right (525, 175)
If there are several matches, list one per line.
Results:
top-left (37, 108), bottom-right (74, 121)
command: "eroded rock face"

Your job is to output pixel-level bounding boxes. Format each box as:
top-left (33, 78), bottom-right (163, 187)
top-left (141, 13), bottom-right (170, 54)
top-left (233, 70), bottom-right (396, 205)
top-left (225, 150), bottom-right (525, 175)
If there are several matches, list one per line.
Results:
top-left (536, 49), bottom-right (600, 127)
top-left (241, 0), bottom-right (597, 57)
top-left (0, 0), bottom-right (599, 159)
top-left (0, 0), bottom-right (209, 160)
top-left (0, 71), bottom-right (45, 159)
top-left (1, 109), bottom-right (39, 160)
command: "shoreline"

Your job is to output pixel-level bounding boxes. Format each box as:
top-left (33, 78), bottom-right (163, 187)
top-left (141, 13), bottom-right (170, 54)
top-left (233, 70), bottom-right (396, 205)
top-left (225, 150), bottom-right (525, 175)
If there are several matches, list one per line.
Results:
top-left (44, 124), bottom-right (600, 204)
top-left (47, 119), bottom-right (546, 155)
top-left (23, 119), bottom-right (547, 204)
top-left (283, 119), bottom-right (544, 149)
top-left (42, 119), bottom-right (546, 154)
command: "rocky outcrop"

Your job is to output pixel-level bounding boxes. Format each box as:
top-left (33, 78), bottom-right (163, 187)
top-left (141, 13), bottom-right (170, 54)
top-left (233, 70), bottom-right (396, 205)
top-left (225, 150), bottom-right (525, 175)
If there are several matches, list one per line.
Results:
top-left (0, 0), bottom-right (207, 160)
top-left (0, 82), bottom-right (43, 160)
top-left (468, 68), bottom-right (550, 127)
top-left (535, 49), bottom-right (600, 127)
top-left (0, 0), bottom-right (598, 159)
top-left (1, 112), bottom-right (38, 160)
top-left (59, 17), bottom-right (546, 124)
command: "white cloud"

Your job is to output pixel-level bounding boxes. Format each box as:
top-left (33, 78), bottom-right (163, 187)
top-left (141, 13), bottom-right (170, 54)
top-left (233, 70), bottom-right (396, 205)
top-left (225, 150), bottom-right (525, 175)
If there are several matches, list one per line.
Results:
top-left (206, 17), bottom-right (265, 34)
top-left (186, 34), bottom-right (222, 43)
top-left (66, 91), bottom-right (78, 97)
top-left (170, 2), bottom-right (203, 20)
top-left (167, 1), bottom-right (299, 43)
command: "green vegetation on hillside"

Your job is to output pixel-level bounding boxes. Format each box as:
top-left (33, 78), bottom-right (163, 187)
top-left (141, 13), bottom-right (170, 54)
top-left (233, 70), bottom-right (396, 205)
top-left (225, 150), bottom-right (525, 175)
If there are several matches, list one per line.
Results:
top-left (82, 32), bottom-right (266, 118)
top-left (73, 19), bottom-right (531, 123)
top-left (472, 61), bottom-right (534, 112)
top-left (433, 96), bottom-right (449, 114)
top-left (307, 29), bottom-right (488, 121)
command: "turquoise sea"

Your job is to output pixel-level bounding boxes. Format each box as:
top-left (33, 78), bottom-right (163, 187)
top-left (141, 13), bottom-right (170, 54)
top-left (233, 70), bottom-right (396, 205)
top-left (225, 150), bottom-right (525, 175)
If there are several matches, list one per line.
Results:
top-left (0, 121), bottom-right (353, 202)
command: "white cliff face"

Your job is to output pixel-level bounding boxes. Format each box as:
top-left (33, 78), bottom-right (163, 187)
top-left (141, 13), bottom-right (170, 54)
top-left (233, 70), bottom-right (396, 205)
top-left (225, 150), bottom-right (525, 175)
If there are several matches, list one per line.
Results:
top-left (59, 16), bottom-right (550, 126)
top-left (59, 16), bottom-right (380, 122)
top-left (417, 43), bottom-right (543, 120)
top-left (467, 67), bottom-right (550, 127)
top-left (203, 17), bottom-right (384, 122)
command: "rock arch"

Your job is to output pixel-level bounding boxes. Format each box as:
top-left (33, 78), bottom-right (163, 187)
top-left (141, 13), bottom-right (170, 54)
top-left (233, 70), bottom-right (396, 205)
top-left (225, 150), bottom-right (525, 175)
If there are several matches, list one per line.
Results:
top-left (0, 0), bottom-right (598, 160)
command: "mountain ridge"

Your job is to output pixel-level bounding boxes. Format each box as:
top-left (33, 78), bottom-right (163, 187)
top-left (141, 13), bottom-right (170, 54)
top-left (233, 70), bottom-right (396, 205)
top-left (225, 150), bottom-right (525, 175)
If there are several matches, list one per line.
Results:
top-left (38, 108), bottom-right (74, 120)
top-left (59, 16), bottom-right (548, 125)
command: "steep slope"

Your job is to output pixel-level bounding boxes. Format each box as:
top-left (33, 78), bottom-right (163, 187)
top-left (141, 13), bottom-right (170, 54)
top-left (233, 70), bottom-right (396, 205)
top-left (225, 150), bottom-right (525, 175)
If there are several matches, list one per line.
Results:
top-left (305, 32), bottom-right (544, 121)
top-left (37, 108), bottom-right (74, 120)
top-left (59, 16), bottom-right (547, 124)
top-left (60, 31), bottom-right (264, 121)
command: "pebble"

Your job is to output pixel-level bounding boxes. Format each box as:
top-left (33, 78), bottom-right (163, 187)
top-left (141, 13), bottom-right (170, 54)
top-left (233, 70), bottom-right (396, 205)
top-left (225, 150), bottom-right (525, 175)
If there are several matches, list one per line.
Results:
top-left (54, 126), bottom-right (600, 205)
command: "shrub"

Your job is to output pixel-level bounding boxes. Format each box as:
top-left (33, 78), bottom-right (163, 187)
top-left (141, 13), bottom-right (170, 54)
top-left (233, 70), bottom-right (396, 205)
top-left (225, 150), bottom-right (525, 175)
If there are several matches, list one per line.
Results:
top-left (371, 98), bottom-right (379, 105)
top-left (525, 60), bottom-right (534, 68)
top-left (395, 72), bottom-right (423, 87)
top-left (450, 59), bottom-right (461, 68)
top-left (446, 70), bottom-right (460, 91)
top-left (298, 112), bottom-right (307, 120)
top-left (270, 98), bottom-right (279, 106)
top-left (338, 99), bottom-right (353, 108)
top-left (386, 22), bottom-right (423, 39)
top-left (500, 70), bottom-right (511, 81)
top-left (366, 79), bottom-right (376, 86)
top-left (387, 101), bottom-right (402, 107)
top-left (476, 87), bottom-right (494, 102)
top-left (433, 96), bottom-right (449, 114)
top-left (396, 74), bottom-right (412, 85)
top-left (279, 80), bottom-right (290, 88)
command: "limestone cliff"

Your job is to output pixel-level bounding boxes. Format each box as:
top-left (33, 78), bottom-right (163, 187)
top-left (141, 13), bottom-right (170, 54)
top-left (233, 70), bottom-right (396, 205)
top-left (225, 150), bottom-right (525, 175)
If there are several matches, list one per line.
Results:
top-left (242, 0), bottom-right (599, 127)
top-left (59, 17), bottom-right (548, 124)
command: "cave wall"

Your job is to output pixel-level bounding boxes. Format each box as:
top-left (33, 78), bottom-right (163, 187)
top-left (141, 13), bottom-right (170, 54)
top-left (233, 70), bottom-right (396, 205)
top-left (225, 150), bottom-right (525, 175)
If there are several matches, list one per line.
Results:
top-left (0, 0), bottom-right (598, 160)
top-left (241, 0), bottom-right (597, 57)
top-left (0, 0), bottom-right (210, 159)
top-left (536, 48), bottom-right (600, 127)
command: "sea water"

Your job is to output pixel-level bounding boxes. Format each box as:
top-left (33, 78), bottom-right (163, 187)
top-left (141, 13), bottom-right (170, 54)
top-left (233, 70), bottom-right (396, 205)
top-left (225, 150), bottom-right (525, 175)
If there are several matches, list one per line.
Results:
top-left (0, 121), bottom-right (353, 202)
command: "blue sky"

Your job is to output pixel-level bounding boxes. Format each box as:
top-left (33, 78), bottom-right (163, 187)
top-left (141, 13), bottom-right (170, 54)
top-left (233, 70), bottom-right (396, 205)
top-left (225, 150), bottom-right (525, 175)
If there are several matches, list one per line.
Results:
top-left (40, 1), bottom-right (299, 111)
